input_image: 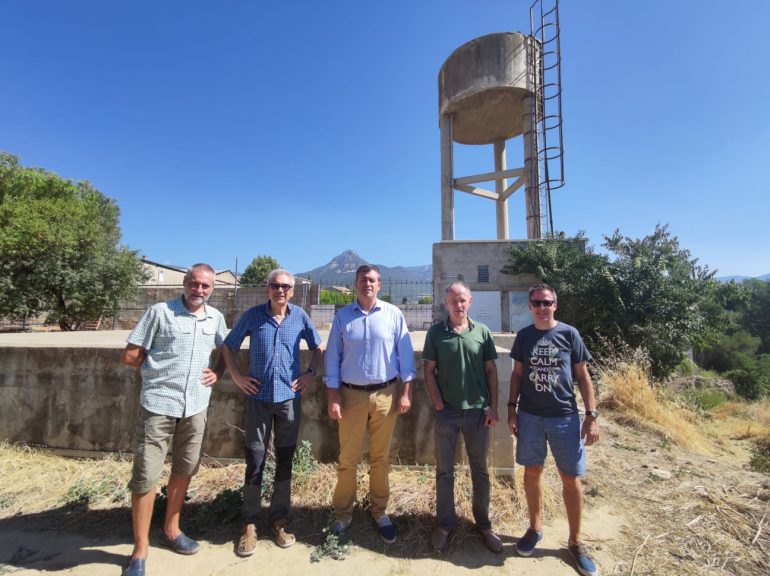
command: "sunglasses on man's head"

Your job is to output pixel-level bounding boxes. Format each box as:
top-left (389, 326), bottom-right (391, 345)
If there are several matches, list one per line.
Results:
top-left (269, 282), bottom-right (293, 291)
top-left (530, 299), bottom-right (555, 308)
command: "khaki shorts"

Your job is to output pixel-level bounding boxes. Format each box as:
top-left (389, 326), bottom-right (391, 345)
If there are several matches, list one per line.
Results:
top-left (128, 407), bottom-right (208, 493)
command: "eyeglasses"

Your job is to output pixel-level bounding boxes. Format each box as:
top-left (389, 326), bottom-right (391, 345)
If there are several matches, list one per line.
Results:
top-left (269, 282), bottom-right (294, 291)
top-left (530, 299), bottom-right (555, 308)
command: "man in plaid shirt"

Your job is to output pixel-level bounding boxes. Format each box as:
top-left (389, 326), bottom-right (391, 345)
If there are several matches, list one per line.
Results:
top-left (120, 263), bottom-right (227, 576)
top-left (222, 268), bottom-right (323, 555)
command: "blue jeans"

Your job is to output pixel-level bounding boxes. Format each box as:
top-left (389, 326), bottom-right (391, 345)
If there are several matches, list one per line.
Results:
top-left (434, 407), bottom-right (491, 531)
top-left (242, 397), bottom-right (301, 523)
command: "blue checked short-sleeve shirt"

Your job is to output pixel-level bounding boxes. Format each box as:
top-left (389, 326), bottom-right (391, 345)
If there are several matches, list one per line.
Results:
top-left (127, 297), bottom-right (228, 418)
top-left (224, 302), bottom-right (322, 403)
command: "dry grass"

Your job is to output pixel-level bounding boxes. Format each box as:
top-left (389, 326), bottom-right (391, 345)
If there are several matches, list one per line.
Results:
top-left (587, 353), bottom-right (770, 575)
top-left (0, 441), bottom-right (560, 555)
top-left (0, 443), bottom-right (131, 517)
top-left (709, 399), bottom-right (770, 440)
top-left (595, 357), bottom-right (713, 454)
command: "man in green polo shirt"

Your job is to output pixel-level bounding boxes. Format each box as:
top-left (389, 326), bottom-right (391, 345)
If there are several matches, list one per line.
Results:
top-left (422, 281), bottom-right (501, 554)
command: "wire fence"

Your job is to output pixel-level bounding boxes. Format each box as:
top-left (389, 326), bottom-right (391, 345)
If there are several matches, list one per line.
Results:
top-left (112, 279), bottom-right (435, 331)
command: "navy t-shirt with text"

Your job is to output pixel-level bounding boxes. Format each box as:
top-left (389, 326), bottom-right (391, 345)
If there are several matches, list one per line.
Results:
top-left (510, 322), bottom-right (591, 417)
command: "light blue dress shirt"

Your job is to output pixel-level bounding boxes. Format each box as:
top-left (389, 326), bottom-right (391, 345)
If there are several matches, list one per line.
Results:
top-left (324, 299), bottom-right (416, 389)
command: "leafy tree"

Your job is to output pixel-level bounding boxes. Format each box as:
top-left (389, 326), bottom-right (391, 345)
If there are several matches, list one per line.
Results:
top-left (700, 330), bottom-right (761, 373)
top-left (320, 290), bottom-right (354, 305)
top-left (240, 255), bottom-right (280, 286)
top-left (741, 279), bottom-right (770, 354)
top-left (0, 152), bottom-right (148, 330)
top-left (504, 225), bottom-right (717, 379)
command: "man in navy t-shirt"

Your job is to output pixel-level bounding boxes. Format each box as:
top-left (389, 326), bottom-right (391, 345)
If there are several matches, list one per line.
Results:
top-left (507, 283), bottom-right (600, 576)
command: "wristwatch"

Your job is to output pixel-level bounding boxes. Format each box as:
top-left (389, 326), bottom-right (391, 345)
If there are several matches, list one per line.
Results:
top-left (585, 410), bottom-right (599, 418)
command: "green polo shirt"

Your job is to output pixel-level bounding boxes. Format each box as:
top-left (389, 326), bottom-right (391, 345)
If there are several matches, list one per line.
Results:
top-left (422, 318), bottom-right (498, 410)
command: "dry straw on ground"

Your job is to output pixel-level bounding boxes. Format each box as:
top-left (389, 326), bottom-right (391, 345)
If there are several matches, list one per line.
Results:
top-left (0, 441), bottom-right (560, 556)
top-left (592, 356), bottom-right (770, 575)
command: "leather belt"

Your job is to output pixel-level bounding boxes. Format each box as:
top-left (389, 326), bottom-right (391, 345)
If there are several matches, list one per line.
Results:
top-left (341, 377), bottom-right (398, 392)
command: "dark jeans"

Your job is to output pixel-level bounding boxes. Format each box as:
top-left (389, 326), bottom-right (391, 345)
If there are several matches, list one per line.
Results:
top-left (434, 407), bottom-right (491, 531)
top-left (242, 397), bottom-right (300, 524)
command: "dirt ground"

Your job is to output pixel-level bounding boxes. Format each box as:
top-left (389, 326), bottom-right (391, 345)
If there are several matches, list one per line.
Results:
top-left (0, 510), bottom-right (619, 576)
top-left (1, 413), bottom-right (768, 576)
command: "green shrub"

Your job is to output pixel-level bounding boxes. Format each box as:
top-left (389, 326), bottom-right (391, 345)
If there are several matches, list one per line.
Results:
top-left (686, 388), bottom-right (727, 410)
top-left (64, 475), bottom-right (126, 505)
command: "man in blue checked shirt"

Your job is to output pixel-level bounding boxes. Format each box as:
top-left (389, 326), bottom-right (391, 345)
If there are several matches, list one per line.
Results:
top-left (221, 269), bottom-right (323, 556)
top-left (120, 263), bottom-right (228, 576)
top-left (324, 264), bottom-right (416, 544)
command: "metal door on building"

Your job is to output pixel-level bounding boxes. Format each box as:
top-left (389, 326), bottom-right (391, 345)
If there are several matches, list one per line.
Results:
top-left (509, 291), bottom-right (531, 333)
top-left (471, 290), bottom-right (502, 332)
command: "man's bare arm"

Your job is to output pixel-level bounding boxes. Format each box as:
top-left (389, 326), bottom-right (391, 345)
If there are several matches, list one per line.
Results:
top-left (507, 361), bottom-right (524, 436)
top-left (423, 360), bottom-right (444, 411)
top-left (484, 359), bottom-right (499, 427)
top-left (120, 344), bottom-right (146, 368)
top-left (574, 361), bottom-right (600, 446)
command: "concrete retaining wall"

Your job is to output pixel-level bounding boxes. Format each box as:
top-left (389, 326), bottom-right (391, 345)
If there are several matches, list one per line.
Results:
top-left (0, 342), bottom-right (514, 469)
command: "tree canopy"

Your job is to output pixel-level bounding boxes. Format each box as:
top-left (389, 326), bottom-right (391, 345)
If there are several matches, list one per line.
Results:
top-left (240, 255), bottom-right (280, 286)
top-left (504, 225), bottom-right (718, 379)
top-left (0, 152), bottom-right (147, 330)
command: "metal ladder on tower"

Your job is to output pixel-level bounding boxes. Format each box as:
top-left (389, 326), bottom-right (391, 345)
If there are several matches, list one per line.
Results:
top-left (529, 0), bottom-right (565, 238)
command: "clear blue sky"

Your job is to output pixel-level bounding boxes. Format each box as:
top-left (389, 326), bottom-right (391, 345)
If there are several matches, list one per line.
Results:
top-left (3, 1), bottom-right (769, 277)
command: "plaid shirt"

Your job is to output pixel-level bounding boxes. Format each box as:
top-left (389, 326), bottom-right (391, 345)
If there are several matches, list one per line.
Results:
top-left (224, 302), bottom-right (322, 403)
top-left (127, 297), bottom-right (227, 418)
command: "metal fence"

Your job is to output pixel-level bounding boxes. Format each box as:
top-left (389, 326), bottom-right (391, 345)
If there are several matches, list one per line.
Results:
top-left (113, 279), bottom-right (435, 331)
top-left (1, 280), bottom-right (435, 333)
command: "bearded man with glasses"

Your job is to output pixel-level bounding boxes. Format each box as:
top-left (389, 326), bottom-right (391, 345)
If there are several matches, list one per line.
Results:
top-left (222, 269), bottom-right (323, 556)
top-left (507, 283), bottom-right (601, 576)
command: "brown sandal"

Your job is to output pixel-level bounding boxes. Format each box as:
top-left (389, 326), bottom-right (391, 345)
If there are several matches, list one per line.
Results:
top-left (271, 519), bottom-right (296, 548)
top-left (237, 524), bottom-right (257, 556)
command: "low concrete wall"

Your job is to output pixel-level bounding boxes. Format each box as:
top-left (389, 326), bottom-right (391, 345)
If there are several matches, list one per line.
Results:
top-left (0, 335), bottom-right (514, 469)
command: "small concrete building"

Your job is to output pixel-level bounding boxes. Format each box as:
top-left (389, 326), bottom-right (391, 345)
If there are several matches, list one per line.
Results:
top-left (141, 257), bottom-right (237, 286)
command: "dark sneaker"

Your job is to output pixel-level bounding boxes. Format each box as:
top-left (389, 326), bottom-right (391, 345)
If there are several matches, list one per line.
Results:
top-left (431, 526), bottom-right (451, 552)
top-left (515, 528), bottom-right (543, 557)
top-left (480, 529), bottom-right (502, 553)
top-left (569, 542), bottom-right (598, 576)
top-left (159, 532), bottom-right (200, 555)
top-left (331, 517), bottom-right (352, 536)
top-left (123, 558), bottom-right (145, 576)
top-left (377, 515), bottom-right (397, 544)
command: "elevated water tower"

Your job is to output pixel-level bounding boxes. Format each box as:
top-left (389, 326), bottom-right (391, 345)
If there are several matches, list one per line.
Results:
top-left (432, 0), bottom-right (565, 332)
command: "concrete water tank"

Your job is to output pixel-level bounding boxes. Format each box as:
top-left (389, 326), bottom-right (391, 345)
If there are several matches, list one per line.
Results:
top-left (438, 32), bottom-right (535, 145)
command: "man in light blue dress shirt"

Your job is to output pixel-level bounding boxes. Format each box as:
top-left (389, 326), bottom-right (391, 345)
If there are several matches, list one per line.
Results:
top-left (324, 264), bottom-right (416, 543)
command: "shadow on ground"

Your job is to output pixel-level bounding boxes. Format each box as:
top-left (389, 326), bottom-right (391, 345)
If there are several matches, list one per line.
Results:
top-left (0, 499), bottom-right (567, 573)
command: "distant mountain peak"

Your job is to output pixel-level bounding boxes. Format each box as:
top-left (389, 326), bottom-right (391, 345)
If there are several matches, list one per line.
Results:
top-left (298, 250), bottom-right (431, 282)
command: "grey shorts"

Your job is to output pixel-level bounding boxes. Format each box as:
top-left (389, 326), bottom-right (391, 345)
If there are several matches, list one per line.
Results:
top-left (128, 406), bottom-right (208, 493)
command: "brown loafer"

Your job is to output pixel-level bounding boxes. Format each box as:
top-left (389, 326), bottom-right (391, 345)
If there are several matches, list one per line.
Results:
top-left (481, 528), bottom-right (502, 553)
top-left (237, 524), bottom-right (257, 557)
top-left (431, 526), bottom-right (451, 552)
top-left (271, 519), bottom-right (296, 548)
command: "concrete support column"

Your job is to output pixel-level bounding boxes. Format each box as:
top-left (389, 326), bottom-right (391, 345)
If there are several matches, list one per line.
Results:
top-left (523, 94), bottom-right (541, 239)
top-left (494, 139), bottom-right (509, 240)
top-left (440, 114), bottom-right (454, 241)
